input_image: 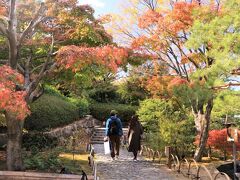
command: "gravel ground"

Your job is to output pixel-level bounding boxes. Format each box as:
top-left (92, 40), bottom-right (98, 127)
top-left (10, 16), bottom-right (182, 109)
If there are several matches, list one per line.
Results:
top-left (93, 144), bottom-right (188, 180)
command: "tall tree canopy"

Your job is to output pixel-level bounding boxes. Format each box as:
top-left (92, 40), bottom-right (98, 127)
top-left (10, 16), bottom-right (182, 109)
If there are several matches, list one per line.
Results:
top-left (0, 0), bottom-right (135, 170)
top-left (109, 0), bottom-right (240, 161)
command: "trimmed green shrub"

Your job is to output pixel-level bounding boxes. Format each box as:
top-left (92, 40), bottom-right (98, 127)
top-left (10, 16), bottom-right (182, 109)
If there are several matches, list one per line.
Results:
top-left (90, 102), bottom-right (138, 123)
top-left (24, 94), bottom-right (79, 131)
top-left (23, 133), bottom-right (58, 151)
top-left (88, 84), bottom-right (119, 103)
top-left (24, 150), bottom-right (61, 171)
top-left (44, 85), bottom-right (66, 99)
top-left (45, 85), bottom-right (90, 117)
top-left (68, 97), bottom-right (89, 117)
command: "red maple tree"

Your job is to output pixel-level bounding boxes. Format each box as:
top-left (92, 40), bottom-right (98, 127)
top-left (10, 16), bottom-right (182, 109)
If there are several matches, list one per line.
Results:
top-left (0, 65), bottom-right (30, 120)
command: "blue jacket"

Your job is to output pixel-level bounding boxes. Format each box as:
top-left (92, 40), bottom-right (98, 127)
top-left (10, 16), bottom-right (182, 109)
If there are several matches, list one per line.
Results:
top-left (105, 116), bottom-right (123, 136)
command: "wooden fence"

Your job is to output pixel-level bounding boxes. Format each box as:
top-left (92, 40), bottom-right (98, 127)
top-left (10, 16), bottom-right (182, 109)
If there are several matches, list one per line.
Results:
top-left (87, 144), bottom-right (99, 180)
top-left (140, 145), bottom-right (231, 180)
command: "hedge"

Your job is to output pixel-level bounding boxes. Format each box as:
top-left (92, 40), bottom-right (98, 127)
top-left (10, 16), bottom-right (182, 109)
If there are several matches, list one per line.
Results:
top-left (44, 85), bottom-right (89, 117)
top-left (90, 102), bottom-right (138, 123)
top-left (68, 97), bottom-right (90, 117)
top-left (24, 94), bottom-right (79, 131)
top-left (23, 132), bottom-right (58, 151)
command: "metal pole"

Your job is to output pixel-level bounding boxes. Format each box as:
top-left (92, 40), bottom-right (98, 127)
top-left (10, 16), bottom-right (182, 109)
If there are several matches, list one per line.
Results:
top-left (233, 142), bottom-right (237, 180)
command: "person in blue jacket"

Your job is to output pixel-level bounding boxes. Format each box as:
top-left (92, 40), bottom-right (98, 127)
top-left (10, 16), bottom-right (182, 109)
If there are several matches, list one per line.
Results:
top-left (105, 110), bottom-right (123, 160)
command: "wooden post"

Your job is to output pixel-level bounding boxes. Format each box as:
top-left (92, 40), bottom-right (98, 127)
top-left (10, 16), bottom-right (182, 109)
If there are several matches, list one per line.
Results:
top-left (233, 142), bottom-right (237, 180)
top-left (165, 146), bottom-right (172, 169)
top-left (226, 126), bottom-right (238, 180)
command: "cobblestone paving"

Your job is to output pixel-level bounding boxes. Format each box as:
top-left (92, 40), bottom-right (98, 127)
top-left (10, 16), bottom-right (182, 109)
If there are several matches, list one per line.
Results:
top-left (94, 144), bottom-right (187, 180)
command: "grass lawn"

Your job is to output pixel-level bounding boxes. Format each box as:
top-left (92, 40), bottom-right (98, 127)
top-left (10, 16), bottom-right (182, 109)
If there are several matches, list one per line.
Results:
top-left (0, 147), bottom-right (92, 176)
top-left (59, 151), bottom-right (92, 175)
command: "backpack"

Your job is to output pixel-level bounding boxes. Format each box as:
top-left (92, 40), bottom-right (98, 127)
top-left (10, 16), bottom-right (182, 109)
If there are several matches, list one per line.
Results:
top-left (109, 119), bottom-right (118, 135)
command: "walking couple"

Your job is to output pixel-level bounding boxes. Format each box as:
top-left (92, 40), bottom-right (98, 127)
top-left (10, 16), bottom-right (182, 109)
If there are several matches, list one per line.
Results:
top-left (104, 110), bottom-right (143, 161)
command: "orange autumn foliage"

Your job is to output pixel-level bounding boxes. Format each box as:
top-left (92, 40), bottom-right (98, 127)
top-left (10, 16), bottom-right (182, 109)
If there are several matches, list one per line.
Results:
top-left (167, 76), bottom-right (189, 91)
top-left (138, 2), bottom-right (198, 37)
top-left (0, 65), bottom-right (30, 120)
top-left (145, 75), bottom-right (174, 98)
top-left (56, 45), bottom-right (129, 72)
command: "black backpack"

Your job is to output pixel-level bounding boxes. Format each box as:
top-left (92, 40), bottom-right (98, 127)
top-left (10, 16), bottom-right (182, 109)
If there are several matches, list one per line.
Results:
top-left (109, 119), bottom-right (118, 135)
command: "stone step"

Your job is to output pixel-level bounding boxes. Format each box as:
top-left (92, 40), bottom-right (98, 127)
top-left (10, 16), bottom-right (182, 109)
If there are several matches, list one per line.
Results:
top-left (94, 129), bottom-right (128, 132)
top-left (92, 132), bottom-right (128, 136)
top-left (94, 130), bottom-right (106, 132)
top-left (92, 134), bottom-right (105, 137)
top-left (94, 128), bottom-right (128, 131)
top-left (93, 134), bottom-right (104, 136)
top-left (91, 138), bottom-right (104, 141)
top-left (90, 128), bottom-right (129, 145)
top-left (90, 141), bottom-right (104, 144)
top-left (93, 133), bottom-right (128, 136)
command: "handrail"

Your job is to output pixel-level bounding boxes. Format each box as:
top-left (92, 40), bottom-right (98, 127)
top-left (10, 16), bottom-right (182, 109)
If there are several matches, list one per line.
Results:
top-left (140, 145), bottom-right (144, 155)
top-left (175, 155), bottom-right (180, 167)
top-left (143, 146), bottom-right (148, 156)
top-left (177, 158), bottom-right (189, 174)
top-left (196, 165), bottom-right (213, 180)
top-left (147, 147), bottom-right (151, 158)
top-left (155, 151), bottom-right (162, 163)
top-left (170, 154), bottom-right (177, 170)
top-left (187, 160), bottom-right (199, 178)
top-left (213, 172), bottom-right (231, 180)
top-left (150, 149), bottom-right (155, 162)
top-left (86, 143), bottom-right (98, 180)
top-left (138, 145), bottom-right (231, 180)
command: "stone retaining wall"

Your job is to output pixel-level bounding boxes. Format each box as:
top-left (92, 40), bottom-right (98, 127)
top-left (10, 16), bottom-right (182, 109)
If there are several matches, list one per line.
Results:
top-left (43, 115), bottom-right (100, 138)
top-left (0, 115), bottom-right (101, 147)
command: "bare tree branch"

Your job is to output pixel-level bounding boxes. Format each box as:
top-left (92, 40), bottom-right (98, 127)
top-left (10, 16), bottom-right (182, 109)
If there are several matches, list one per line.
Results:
top-left (18, 3), bottom-right (46, 46)
top-left (17, 64), bottom-right (25, 75)
top-left (24, 55), bottom-right (32, 87)
top-left (26, 35), bottom-right (57, 102)
top-left (9, 0), bottom-right (16, 31)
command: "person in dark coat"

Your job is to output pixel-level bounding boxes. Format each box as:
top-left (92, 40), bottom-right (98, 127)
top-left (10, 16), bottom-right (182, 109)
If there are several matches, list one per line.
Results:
top-left (128, 115), bottom-right (143, 160)
top-left (105, 110), bottom-right (123, 160)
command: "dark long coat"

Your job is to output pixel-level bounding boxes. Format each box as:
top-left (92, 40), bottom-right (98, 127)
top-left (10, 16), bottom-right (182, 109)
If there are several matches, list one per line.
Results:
top-left (128, 121), bottom-right (143, 152)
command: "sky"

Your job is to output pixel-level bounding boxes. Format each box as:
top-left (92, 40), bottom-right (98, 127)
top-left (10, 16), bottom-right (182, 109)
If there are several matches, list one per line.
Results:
top-left (78, 0), bottom-right (121, 17)
top-left (78, 0), bottom-right (128, 78)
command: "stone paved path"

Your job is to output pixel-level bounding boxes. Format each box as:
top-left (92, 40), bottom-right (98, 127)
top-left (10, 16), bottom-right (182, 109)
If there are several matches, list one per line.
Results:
top-left (94, 144), bottom-right (188, 180)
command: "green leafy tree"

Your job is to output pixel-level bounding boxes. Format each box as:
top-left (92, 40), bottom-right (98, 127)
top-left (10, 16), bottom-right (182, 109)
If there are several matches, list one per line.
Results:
top-left (0, 0), bottom-right (126, 170)
top-left (117, 76), bottom-right (147, 105)
top-left (111, 0), bottom-right (240, 161)
top-left (211, 90), bottom-right (240, 129)
top-left (137, 99), bottom-right (195, 154)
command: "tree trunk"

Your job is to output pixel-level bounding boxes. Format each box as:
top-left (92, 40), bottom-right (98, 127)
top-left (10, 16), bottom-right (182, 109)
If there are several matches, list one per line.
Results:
top-left (207, 146), bottom-right (212, 159)
top-left (193, 99), bottom-right (213, 162)
top-left (194, 118), bottom-right (209, 161)
top-left (8, 0), bottom-right (18, 69)
top-left (5, 112), bottom-right (24, 171)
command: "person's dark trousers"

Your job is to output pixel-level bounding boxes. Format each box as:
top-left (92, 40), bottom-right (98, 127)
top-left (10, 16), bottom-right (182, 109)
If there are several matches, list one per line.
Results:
top-left (109, 135), bottom-right (121, 158)
top-left (133, 151), bottom-right (138, 159)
